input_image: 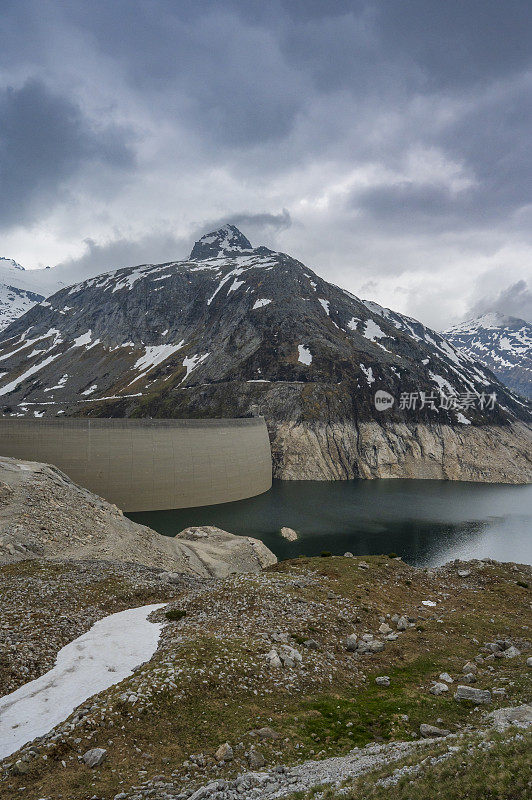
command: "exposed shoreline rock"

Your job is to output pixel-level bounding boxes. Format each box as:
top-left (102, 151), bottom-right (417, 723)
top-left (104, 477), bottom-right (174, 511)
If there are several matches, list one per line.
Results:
top-left (271, 420), bottom-right (532, 483)
top-left (0, 456), bottom-right (276, 576)
top-left (280, 526), bottom-right (298, 541)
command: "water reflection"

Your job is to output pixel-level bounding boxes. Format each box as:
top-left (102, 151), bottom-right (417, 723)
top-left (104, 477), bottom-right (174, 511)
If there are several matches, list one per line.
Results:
top-left (129, 479), bottom-right (532, 567)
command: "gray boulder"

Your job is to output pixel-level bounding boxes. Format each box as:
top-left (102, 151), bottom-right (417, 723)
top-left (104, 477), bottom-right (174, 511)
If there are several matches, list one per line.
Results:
top-left (280, 527), bottom-right (298, 541)
top-left (503, 646), bottom-right (521, 659)
top-left (346, 634), bottom-right (358, 651)
top-left (215, 742), bottom-right (233, 762)
top-left (420, 724), bottom-right (450, 738)
top-left (83, 748), bottom-right (107, 767)
top-left (430, 682), bottom-right (449, 695)
top-left (454, 685), bottom-right (492, 704)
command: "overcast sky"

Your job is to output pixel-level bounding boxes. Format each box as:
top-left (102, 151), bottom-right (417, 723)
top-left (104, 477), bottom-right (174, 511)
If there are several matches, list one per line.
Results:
top-left (1, 0), bottom-right (531, 329)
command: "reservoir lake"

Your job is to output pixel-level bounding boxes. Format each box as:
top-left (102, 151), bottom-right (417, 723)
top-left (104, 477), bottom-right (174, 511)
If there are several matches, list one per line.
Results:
top-left (129, 479), bottom-right (532, 568)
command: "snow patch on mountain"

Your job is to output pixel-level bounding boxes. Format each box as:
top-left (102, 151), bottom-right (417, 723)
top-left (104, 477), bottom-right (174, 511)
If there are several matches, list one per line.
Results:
top-left (298, 345), bottom-right (312, 365)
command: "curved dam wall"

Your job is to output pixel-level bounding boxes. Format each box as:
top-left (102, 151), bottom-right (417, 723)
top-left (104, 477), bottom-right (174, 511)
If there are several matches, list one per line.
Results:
top-left (0, 418), bottom-right (272, 512)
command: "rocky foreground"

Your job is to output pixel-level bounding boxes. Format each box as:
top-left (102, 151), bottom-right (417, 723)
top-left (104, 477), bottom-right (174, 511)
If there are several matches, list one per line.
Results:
top-left (1, 552), bottom-right (530, 800)
top-left (0, 456), bottom-right (276, 576)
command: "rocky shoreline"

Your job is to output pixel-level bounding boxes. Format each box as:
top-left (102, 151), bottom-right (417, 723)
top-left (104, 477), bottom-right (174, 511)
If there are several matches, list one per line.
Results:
top-left (0, 456), bottom-right (277, 575)
top-left (271, 420), bottom-right (532, 482)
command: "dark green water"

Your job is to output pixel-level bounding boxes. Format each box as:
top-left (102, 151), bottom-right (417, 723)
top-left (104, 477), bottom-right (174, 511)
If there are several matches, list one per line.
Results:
top-left (128, 479), bottom-right (532, 567)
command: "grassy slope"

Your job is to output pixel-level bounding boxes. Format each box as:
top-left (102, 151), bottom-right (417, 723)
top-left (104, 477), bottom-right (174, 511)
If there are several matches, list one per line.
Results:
top-left (0, 555), bottom-right (530, 799)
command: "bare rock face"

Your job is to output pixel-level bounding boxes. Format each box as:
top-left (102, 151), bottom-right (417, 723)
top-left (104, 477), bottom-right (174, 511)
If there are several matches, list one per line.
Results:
top-left (271, 420), bottom-right (532, 483)
top-left (0, 457), bottom-right (276, 576)
top-left (172, 526), bottom-right (277, 578)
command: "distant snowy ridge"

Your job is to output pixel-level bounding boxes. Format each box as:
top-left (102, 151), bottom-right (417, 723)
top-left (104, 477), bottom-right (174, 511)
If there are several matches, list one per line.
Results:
top-left (445, 313), bottom-right (532, 399)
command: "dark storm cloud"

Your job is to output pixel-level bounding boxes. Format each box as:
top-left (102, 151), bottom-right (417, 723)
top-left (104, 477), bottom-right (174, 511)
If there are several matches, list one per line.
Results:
top-left (1, 1), bottom-right (531, 327)
top-left (54, 231), bottom-right (190, 282)
top-left (198, 210), bottom-right (292, 239)
top-left (471, 280), bottom-right (532, 323)
top-left (54, 210), bottom-right (291, 282)
top-left (0, 80), bottom-right (134, 228)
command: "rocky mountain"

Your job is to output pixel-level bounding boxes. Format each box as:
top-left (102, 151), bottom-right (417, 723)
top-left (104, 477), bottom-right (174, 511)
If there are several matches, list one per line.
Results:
top-left (0, 225), bottom-right (530, 482)
top-left (445, 313), bottom-right (532, 400)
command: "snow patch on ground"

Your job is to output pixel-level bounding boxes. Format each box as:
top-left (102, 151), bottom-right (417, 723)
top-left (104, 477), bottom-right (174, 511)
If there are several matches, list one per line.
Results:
top-left (429, 372), bottom-right (456, 395)
top-left (318, 298), bottom-right (330, 315)
top-left (44, 374), bottom-right (68, 392)
top-left (0, 604), bottom-right (165, 759)
top-left (0, 354), bottom-right (61, 396)
top-left (71, 330), bottom-right (93, 348)
top-left (182, 352), bottom-right (209, 381)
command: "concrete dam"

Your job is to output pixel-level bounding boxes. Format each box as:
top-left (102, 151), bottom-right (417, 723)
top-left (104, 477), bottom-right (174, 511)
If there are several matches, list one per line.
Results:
top-left (0, 418), bottom-right (272, 512)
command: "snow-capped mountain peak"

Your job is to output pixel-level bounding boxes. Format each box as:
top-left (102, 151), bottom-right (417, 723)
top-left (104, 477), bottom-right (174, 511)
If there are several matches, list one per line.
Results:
top-left (445, 314), bottom-right (531, 399)
top-left (0, 257), bottom-right (24, 271)
top-left (189, 224), bottom-right (253, 260)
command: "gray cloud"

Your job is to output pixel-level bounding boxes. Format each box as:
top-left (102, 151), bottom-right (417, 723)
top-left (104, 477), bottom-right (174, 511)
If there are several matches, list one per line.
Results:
top-left (470, 280), bottom-right (532, 323)
top-left (0, 79), bottom-right (134, 228)
top-left (1, 1), bottom-right (531, 329)
top-left (54, 231), bottom-right (190, 283)
top-left (54, 209), bottom-right (292, 283)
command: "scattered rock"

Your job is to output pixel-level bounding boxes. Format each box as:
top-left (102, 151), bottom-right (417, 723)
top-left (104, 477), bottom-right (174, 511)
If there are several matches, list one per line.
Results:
top-left (396, 615), bottom-right (409, 631)
top-left (280, 527), bottom-right (298, 542)
top-left (343, 552), bottom-right (354, 557)
top-left (439, 672), bottom-right (453, 683)
top-left (430, 682), bottom-right (449, 695)
top-left (419, 724), bottom-right (450, 738)
top-left (83, 748), bottom-right (107, 767)
top-left (247, 749), bottom-right (266, 768)
top-left (265, 649), bottom-right (282, 668)
top-left (457, 570), bottom-right (471, 578)
top-left (488, 704), bottom-right (532, 731)
top-left (503, 646), bottom-right (521, 659)
top-left (454, 686), bottom-right (492, 704)
top-left (375, 676), bottom-right (390, 686)
top-left (215, 742), bottom-right (233, 762)
top-left (378, 623), bottom-right (392, 635)
top-left (346, 634), bottom-right (358, 651)
top-left (251, 727), bottom-right (280, 740)
top-left (303, 639), bottom-right (320, 650)
top-left (278, 644), bottom-right (302, 667)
